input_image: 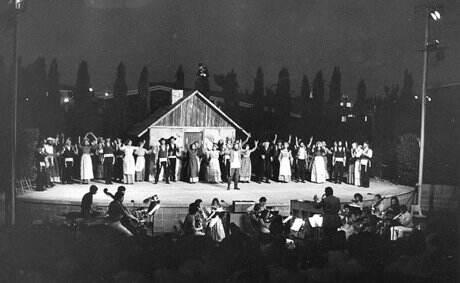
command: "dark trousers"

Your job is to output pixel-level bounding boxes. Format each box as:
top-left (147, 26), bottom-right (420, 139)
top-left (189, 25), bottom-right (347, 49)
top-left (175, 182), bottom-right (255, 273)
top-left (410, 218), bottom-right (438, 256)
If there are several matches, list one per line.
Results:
top-left (333, 162), bottom-right (345, 183)
top-left (221, 159), bottom-right (230, 182)
top-left (228, 168), bottom-right (240, 189)
top-left (103, 157), bottom-right (114, 184)
top-left (62, 161), bottom-right (74, 184)
top-left (155, 161), bottom-right (169, 183)
top-left (168, 158), bottom-right (177, 181)
top-left (257, 159), bottom-right (271, 182)
top-left (273, 160), bottom-right (280, 181)
top-left (361, 165), bottom-right (370, 187)
top-left (296, 159), bottom-right (307, 181)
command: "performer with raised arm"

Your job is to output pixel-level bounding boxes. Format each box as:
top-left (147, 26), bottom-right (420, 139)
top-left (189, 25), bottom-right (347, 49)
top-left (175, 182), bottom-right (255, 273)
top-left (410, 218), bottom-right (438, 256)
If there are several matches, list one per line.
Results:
top-left (134, 140), bottom-right (150, 182)
top-left (360, 142), bottom-right (373, 187)
top-left (278, 140), bottom-right (293, 183)
top-left (119, 139), bottom-right (136, 184)
top-left (227, 141), bottom-right (242, 190)
top-left (61, 138), bottom-right (77, 184)
top-left (240, 137), bottom-right (257, 183)
top-left (294, 136), bottom-right (309, 183)
top-left (78, 134), bottom-right (95, 184)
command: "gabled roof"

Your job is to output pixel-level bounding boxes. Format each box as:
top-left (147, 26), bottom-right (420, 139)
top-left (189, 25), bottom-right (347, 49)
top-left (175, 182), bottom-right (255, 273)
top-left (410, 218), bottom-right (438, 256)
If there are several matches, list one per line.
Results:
top-left (128, 90), bottom-right (249, 137)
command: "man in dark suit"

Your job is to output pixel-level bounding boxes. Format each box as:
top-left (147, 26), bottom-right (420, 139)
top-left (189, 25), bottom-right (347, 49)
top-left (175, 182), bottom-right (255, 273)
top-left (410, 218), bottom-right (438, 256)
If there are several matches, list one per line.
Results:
top-left (314, 186), bottom-right (341, 247)
top-left (256, 141), bottom-right (273, 183)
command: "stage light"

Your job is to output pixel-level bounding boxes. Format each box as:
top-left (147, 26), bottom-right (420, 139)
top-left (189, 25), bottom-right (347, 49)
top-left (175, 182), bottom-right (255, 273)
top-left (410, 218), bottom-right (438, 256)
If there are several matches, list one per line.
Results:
top-left (430, 10), bottom-right (441, 21)
top-left (63, 97), bottom-right (70, 103)
top-left (104, 92), bottom-right (109, 97)
top-left (414, 95), bottom-right (419, 100)
top-left (346, 102), bottom-right (352, 108)
top-left (340, 102), bottom-right (344, 107)
top-left (426, 96), bottom-right (432, 102)
top-left (89, 87), bottom-right (93, 92)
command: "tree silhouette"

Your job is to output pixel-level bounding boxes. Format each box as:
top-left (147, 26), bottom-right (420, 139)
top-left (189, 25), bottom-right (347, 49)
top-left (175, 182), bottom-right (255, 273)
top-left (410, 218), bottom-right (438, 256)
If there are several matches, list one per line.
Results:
top-left (397, 69), bottom-right (419, 135)
top-left (311, 71), bottom-right (325, 135)
top-left (113, 62), bottom-right (128, 136)
top-left (214, 70), bottom-right (239, 119)
top-left (253, 67), bottom-right (265, 135)
top-left (328, 66), bottom-right (341, 104)
top-left (300, 74), bottom-right (311, 136)
top-left (137, 66), bottom-right (150, 120)
top-left (276, 68), bottom-right (290, 134)
top-left (46, 58), bottom-right (61, 134)
top-left (72, 60), bottom-right (93, 135)
top-left (175, 65), bottom-right (184, 89)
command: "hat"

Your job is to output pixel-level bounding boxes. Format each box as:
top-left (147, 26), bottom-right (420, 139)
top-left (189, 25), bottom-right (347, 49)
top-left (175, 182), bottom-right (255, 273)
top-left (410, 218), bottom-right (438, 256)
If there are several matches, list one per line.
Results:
top-left (169, 136), bottom-right (176, 141)
top-left (158, 138), bottom-right (166, 143)
top-left (46, 137), bottom-right (55, 142)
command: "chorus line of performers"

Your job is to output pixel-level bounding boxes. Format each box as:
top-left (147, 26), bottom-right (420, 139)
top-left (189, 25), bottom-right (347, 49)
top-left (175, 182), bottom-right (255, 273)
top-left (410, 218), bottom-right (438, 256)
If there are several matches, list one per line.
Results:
top-left (35, 132), bottom-right (373, 190)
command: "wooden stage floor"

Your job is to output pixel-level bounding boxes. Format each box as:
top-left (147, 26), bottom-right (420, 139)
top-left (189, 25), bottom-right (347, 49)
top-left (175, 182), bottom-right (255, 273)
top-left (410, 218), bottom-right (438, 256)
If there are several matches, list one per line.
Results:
top-left (18, 178), bottom-right (414, 208)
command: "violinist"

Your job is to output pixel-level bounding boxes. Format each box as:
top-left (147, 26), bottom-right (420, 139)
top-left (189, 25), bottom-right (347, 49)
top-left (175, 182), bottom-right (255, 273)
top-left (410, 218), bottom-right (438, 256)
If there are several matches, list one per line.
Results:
top-left (371, 194), bottom-right (386, 218)
top-left (205, 198), bottom-right (226, 242)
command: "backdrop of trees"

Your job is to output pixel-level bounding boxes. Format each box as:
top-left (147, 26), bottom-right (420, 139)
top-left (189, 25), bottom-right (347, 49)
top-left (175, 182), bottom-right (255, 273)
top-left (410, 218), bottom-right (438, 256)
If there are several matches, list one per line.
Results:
top-left (0, 56), bottom-right (457, 186)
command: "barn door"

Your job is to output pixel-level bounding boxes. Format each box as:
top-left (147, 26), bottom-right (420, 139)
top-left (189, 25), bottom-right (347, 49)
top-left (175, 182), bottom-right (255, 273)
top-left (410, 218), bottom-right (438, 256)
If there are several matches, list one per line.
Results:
top-left (184, 132), bottom-right (203, 149)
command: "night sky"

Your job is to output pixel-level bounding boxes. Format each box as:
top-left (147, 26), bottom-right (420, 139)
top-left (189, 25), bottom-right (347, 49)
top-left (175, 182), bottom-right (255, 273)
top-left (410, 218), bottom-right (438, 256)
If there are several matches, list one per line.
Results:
top-left (1, 0), bottom-right (459, 98)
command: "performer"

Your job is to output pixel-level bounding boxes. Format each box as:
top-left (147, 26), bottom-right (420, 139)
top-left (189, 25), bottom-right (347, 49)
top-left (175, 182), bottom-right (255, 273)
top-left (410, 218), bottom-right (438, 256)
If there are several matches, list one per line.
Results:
top-left (311, 142), bottom-right (328, 183)
top-left (332, 141), bottom-right (347, 184)
top-left (102, 138), bottom-right (115, 184)
top-left (240, 139), bottom-right (258, 183)
top-left (294, 137), bottom-right (312, 183)
top-left (354, 145), bottom-right (363, 187)
top-left (348, 142), bottom-right (358, 185)
top-left (79, 136), bottom-right (94, 184)
top-left (219, 141), bottom-right (231, 182)
top-left (313, 187), bottom-right (341, 246)
top-left (227, 142), bottom-right (242, 190)
top-left (60, 138), bottom-right (77, 184)
top-left (119, 139), bottom-right (136, 184)
top-left (94, 142), bottom-right (104, 180)
top-left (187, 142), bottom-right (200, 184)
top-left (155, 138), bottom-right (170, 184)
top-left (272, 135), bottom-right (282, 181)
top-left (278, 141), bottom-right (293, 183)
top-left (80, 185), bottom-right (100, 218)
top-left (113, 138), bottom-right (124, 183)
top-left (183, 203), bottom-right (205, 236)
top-left (167, 137), bottom-right (180, 182)
top-left (135, 140), bottom-right (149, 182)
top-left (360, 142), bottom-right (373, 188)
top-left (107, 191), bottom-right (139, 237)
top-left (44, 137), bottom-right (59, 184)
top-left (207, 143), bottom-right (222, 183)
top-left (35, 141), bottom-right (51, 190)
top-left (256, 140), bottom-right (273, 184)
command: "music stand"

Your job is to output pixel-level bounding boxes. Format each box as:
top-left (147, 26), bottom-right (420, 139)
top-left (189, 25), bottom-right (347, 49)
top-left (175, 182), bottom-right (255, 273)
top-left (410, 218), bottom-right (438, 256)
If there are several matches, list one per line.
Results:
top-left (308, 214), bottom-right (323, 241)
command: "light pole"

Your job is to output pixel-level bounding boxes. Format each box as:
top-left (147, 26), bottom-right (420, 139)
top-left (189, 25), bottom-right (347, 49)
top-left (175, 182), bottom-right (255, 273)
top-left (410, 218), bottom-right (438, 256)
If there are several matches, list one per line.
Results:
top-left (416, 8), bottom-right (441, 215)
top-left (8, 0), bottom-right (25, 226)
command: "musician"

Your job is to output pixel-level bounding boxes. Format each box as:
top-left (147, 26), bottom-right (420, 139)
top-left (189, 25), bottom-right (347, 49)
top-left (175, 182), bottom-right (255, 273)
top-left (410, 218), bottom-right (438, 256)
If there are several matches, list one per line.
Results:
top-left (155, 138), bottom-right (169, 184)
top-left (102, 138), bottom-right (115, 184)
top-left (107, 191), bottom-right (138, 237)
top-left (314, 187), bottom-right (341, 243)
top-left (81, 185), bottom-right (100, 218)
top-left (205, 198), bottom-right (226, 242)
top-left (351, 193), bottom-right (364, 209)
top-left (332, 141), bottom-right (347, 184)
top-left (167, 136), bottom-right (180, 182)
top-left (360, 142), bottom-right (373, 187)
top-left (247, 196), bottom-right (267, 213)
top-left (384, 196), bottom-right (401, 219)
top-left (393, 205), bottom-right (413, 228)
top-left (141, 194), bottom-right (161, 228)
top-left (371, 194), bottom-right (386, 218)
top-left (183, 203), bottom-right (205, 236)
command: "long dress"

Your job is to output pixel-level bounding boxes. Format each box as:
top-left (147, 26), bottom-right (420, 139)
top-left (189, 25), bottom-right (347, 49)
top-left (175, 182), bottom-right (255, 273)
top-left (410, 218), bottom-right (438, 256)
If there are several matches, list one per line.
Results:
top-left (278, 149), bottom-right (292, 182)
top-left (121, 145), bottom-right (136, 183)
top-left (311, 150), bottom-right (327, 183)
top-left (348, 149), bottom-right (356, 184)
top-left (354, 148), bottom-right (363, 186)
top-left (207, 150), bottom-right (222, 183)
top-left (240, 149), bottom-right (252, 182)
top-left (80, 145), bottom-right (94, 181)
top-left (188, 149), bottom-right (199, 183)
top-left (205, 207), bottom-right (226, 242)
top-left (135, 147), bottom-right (148, 182)
top-left (95, 147), bottom-right (104, 179)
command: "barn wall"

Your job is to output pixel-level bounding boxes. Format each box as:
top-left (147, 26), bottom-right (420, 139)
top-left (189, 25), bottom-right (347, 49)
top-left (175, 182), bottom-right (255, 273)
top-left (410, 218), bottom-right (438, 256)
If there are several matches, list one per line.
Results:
top-left (149, 126), bottom-right (235, 150)
top-left (155, 95), bottom-right (233, 127)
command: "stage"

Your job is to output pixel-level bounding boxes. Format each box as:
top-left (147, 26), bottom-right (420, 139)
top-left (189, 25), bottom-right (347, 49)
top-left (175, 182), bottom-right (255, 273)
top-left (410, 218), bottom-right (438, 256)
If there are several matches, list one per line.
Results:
top-left (16, 179), bottom-right (415, 232)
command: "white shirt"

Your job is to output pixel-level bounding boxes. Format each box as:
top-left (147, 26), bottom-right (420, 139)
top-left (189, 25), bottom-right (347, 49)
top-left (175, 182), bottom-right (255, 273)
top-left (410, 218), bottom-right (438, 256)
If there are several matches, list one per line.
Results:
top-left (230, 150), bottom-right (241, 169)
